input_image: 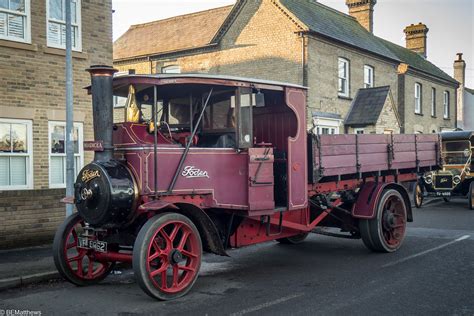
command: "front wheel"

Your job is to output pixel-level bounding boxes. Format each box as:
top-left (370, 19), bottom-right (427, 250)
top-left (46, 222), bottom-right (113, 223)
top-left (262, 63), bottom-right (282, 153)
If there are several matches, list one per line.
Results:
top-left (133, 213), bottom-right (202, 301)
top-left (469, 182), bottom-right (474, 210)
top-left (413, 182), bottom-right (424, 208)
top-left (53, 213), bottom-right (114, 286)
top-left (359, 189), bottom-right (407, 253)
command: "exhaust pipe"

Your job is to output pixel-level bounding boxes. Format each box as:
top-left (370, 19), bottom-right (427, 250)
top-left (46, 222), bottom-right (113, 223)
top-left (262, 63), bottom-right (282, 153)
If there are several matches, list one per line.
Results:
top-left (86, 65), bottom-right (117, 162)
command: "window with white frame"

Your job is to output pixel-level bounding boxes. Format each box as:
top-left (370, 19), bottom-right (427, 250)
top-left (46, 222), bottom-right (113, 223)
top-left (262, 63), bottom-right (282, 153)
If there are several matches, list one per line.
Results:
top-left (415, 83), bottom-right (422, 114)
top-left (338, 58), bottom-right (349, 97)
top-left (0, 119), bottom-right (33, 190)
top-left (354, 128), bottom-right (365, 134)
top-left (49, 121), bottom-right (83, 188)
top-left (47, 0), bottom-right (81, 51)
top-left (444, 91), bottom-right (450, 119)
top-left (364, 65), bottom-right (374, 88)
top-left (431, 88), bottom-right (436, 117)
top-left (0, 0), bottom-right (30, 43)
top-left (162, 65), bottom-right (181, 74)
top-left (113, 95), bottom-right (127, 108)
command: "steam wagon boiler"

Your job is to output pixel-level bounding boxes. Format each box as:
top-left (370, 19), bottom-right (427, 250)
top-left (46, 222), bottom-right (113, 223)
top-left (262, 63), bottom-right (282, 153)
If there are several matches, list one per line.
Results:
top-left (53, 65), bottom-right (441, 300)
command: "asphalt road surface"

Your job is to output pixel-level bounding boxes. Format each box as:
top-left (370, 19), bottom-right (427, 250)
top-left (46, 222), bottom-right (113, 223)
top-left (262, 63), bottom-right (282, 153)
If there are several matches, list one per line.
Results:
top-left (1, 198), bottom-right (474, 316)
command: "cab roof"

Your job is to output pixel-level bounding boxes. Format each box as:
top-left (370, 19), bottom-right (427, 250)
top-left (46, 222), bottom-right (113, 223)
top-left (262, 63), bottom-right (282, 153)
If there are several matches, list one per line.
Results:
top-left (441, 131), bottom-right (474, 142)
top-left (112, 73), bottom-right (308, 91)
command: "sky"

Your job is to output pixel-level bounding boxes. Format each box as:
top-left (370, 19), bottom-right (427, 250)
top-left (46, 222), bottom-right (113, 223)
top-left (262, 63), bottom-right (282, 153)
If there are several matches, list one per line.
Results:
top-left (112, 0), bottom-right (474, 87)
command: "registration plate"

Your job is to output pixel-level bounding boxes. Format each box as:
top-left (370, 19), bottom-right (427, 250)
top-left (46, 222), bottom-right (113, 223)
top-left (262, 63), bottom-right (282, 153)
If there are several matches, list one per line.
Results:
top-left (436, 191), bottom-right (451, 197)
top-left (78, 237), bottom-right (107, 253)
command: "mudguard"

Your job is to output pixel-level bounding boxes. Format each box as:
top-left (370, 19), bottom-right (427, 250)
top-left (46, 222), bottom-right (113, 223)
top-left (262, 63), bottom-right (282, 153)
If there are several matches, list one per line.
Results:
top-left (352, 181), bottom-right (413, 222)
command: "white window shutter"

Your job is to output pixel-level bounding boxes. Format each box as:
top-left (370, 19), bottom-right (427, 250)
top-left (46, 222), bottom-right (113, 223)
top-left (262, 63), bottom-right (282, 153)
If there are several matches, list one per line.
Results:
top-left (0, 157), bottom-right (9, 186)
top-left (10, 156), bottom-right (26, 185)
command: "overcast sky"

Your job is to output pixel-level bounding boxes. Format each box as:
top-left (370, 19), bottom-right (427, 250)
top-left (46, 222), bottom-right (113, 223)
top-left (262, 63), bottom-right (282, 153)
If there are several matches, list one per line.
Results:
top-left (112, 0), bottom-right (474, 87)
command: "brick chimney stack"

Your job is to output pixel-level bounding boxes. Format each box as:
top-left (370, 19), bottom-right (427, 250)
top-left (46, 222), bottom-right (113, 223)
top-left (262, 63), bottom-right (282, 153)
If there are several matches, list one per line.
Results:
top-left (404, 23), bottom-right (429, 58)
top-left (454, 53), bottom-right (466, 87)
top-left (346, 0), bottom-right (377, 33)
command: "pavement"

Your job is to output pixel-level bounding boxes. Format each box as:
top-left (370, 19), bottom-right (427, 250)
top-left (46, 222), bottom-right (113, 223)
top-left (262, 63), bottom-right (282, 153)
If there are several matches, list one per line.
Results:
top-left (0, 245), bottom-right (59, 290)
top-left (1, 197), bottom-right (474, 315)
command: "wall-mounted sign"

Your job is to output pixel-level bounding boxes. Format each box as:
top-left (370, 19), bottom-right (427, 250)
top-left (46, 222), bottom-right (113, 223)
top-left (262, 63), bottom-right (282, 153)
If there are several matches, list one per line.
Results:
top-left (84, 140), bottom-right (104, 152)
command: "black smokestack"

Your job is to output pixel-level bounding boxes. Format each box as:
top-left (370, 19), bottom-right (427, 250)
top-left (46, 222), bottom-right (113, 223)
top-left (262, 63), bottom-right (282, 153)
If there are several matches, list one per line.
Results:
top-left (86, 65), bottom-right (117, 162)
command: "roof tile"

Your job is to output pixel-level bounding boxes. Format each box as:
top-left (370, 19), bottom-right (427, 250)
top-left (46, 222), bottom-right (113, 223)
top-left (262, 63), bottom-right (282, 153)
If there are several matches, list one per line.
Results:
top-left (113, 6), bottom-right (233, 60)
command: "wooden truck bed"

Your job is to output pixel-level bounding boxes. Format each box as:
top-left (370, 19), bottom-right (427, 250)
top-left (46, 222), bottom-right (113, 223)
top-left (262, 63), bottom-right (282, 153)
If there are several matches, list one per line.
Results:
top-left (308, 134), bottom-right (440, 183)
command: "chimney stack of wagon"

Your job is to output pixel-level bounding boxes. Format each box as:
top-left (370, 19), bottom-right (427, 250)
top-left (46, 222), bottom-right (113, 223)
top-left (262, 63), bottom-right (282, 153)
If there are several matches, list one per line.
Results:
top-left (86, 65), bottom-right (118, 162)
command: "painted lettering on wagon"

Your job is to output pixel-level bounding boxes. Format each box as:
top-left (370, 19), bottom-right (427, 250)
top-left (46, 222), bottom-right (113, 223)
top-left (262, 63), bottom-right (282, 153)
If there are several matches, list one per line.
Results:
top-left (181, 166), bottom-right (210, 179)
top-left (82, 169), bottom-right (101, 183)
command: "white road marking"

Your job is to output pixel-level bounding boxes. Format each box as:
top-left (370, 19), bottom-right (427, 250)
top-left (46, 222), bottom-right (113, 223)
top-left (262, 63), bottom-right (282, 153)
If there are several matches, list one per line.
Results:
top-left (382, 235), bottom-right (471, 268)
top-left (229, 293), bottom-right (304, 316)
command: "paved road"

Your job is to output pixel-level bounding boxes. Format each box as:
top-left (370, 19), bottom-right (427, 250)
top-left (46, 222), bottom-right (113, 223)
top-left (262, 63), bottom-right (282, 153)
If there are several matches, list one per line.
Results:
top-left (1, 198), bottom-right (474, 316)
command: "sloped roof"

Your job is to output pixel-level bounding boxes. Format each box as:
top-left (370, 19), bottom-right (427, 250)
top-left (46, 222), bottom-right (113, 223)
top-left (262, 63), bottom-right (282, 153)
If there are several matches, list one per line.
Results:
top-left (378, 38), bottom-right (458, 84)
top-left (113, 6), bottom-right (233, 60)
top-left (345, 86), bottom-right (391, 126)
top-left (114, 0), bottom-right (456, 85)
top-left (279, 0), bottom-right (456, 85)
top-left (279, 0), bottom-right (399, 61)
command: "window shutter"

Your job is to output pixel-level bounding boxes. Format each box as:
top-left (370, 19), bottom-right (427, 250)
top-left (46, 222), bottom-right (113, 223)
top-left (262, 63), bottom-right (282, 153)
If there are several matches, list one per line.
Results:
top-left (50, 156), bottom-right (65, 184)
top-left (10, 156), bottom-right (26, 185)
top-left (0, 12), bottom-right (6, 36)
top-left (0, 157), bottom-right (9, 186)
top-left (48, 22), bottom-right (61, 45)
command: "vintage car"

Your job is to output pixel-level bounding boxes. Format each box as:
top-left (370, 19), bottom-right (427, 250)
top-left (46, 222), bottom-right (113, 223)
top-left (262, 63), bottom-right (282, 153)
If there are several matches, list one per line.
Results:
top-left (414, 131), bottom-right (474, 209)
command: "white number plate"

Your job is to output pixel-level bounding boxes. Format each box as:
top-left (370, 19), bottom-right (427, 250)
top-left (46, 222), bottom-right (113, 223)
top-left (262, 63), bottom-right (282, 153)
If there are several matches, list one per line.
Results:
top-left (436, 192), bottom-right (451, 197)
top-left (78, 237), bottom-right (107, 253)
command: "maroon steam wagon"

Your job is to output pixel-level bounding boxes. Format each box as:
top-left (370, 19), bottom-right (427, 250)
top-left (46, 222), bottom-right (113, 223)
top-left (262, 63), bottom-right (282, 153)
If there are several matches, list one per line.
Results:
top-left (53, 65), bottom-right (440, 300)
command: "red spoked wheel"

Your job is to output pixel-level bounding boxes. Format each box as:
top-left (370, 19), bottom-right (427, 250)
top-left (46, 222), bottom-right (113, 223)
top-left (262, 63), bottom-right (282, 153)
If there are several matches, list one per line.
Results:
top-left (53, 213), bottom-right (114, 286)
top-left (359, 189), bottom-right (407, 253)
top-left (133, 213), bottom-right (202, 300)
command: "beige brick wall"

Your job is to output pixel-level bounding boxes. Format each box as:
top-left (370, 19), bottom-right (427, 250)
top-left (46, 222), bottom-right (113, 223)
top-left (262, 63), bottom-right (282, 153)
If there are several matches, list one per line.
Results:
top-left (0, 0), bottom-right (113, 248)
top-left (307, 36), bottom-right (399, 129)
top-left (0, 189), bottom-right (65, 249)
top-left (403, 74), bottom-right (456, 134)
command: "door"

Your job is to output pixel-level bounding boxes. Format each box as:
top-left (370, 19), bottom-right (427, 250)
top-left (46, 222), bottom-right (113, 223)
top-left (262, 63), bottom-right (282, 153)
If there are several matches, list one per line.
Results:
top-left (248, 147), bottom-right (274, 211)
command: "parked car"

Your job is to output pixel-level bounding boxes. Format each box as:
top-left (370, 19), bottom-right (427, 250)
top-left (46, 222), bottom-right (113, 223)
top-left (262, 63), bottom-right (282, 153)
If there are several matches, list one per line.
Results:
top-left (414, 131), bottom-right (474, 209)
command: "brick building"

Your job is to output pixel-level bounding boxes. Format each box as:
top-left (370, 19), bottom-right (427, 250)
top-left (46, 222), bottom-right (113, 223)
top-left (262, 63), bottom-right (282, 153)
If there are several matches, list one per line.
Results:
top-left (0, 0), bottom-right (113, 248)
top-left (113, 0), bottom-right (459, 134)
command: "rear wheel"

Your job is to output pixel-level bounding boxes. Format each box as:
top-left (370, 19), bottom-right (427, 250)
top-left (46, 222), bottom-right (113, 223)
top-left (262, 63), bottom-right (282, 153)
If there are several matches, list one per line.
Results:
top-left (133, 213), bottom-right (202, 301)
top-left (359, 189), bottom-right (407, 253)
top-left (469, 182), bottom-right (474, 210)
top-left (413, 182), bottom-right (423, 208)
top-left (277, 233), bottom-right (309, 244)
top-left (53, 213), bottom-right (114, 286)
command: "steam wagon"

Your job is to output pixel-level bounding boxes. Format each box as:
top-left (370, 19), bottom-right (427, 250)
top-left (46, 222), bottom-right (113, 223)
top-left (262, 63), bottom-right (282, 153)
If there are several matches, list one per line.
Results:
top-left (53, 65), bottom-right (440, 300)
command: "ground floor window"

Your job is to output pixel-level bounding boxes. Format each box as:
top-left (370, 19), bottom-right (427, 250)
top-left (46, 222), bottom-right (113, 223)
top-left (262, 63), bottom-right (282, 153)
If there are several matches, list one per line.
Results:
top-left (0, 118), bottom-right (33, 190)
top-left (49, 121), bottom-right (83, 188)
top-left (354, 128), bottom-right (365, 134)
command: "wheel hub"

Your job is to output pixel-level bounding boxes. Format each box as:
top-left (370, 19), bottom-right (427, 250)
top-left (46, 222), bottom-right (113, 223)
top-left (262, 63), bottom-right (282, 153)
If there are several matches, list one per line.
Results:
top-left (169, 249), bottom-right (184, 265)
top-left (383, 212), bottom-right (396, 230)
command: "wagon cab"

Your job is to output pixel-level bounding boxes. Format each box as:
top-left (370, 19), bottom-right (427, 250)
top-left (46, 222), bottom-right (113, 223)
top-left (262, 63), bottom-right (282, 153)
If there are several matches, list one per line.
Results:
top-left (415, 131), bottom-right (474, 209)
